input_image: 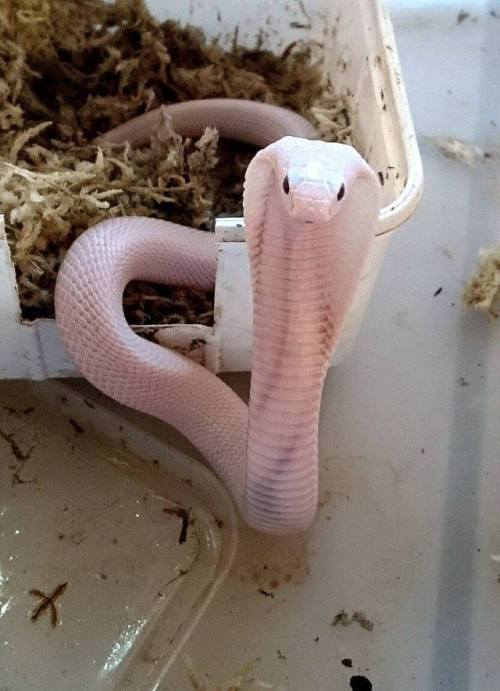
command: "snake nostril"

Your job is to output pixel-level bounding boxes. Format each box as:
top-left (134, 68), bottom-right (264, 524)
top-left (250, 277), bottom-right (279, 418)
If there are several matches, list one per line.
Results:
top-left (282, 175), bottom-right (290, 194)
top-left (337, 183), bottom-right (345, 201)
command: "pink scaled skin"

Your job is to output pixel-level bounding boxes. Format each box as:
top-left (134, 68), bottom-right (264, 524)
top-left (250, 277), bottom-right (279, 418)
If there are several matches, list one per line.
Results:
top-left (55, 99), bottom-right (380, 534)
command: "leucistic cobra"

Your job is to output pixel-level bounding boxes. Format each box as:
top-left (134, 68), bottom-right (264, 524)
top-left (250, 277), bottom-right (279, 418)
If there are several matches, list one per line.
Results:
top-left (55, 99), bottom-right (380, 534)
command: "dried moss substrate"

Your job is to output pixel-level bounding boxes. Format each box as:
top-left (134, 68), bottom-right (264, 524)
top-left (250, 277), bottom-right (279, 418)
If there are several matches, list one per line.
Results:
top-left (463, 245), bottom-right (500, 319)
top-left (0, 0), bottom-right (352, 326)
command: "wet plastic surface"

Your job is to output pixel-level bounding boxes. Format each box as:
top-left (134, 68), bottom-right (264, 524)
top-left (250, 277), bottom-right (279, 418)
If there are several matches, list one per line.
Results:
top-left (0, 381), bottom-right (237, 690)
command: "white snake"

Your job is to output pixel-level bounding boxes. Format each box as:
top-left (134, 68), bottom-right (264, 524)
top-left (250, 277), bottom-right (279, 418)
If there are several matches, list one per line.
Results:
top-left (55, 99), bottom-right (380, 534)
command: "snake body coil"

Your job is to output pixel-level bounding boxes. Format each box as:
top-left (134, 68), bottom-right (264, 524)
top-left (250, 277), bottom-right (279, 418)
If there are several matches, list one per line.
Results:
top-left (55, 99), bottom-right (380, 534)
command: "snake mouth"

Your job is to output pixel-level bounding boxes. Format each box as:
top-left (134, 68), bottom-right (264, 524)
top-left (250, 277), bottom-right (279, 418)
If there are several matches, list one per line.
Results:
top-left (290, 194), bottom-right (339, 224)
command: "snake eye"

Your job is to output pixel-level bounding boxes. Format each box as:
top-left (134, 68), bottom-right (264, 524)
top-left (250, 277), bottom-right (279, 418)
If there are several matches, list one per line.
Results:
top-left (337, 183), bottom-right (345, 201)
top-left (282, 175), bottom-right (290, 194)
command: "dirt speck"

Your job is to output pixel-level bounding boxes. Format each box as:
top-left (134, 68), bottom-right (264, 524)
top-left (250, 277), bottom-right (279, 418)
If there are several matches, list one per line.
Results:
top-left (352, 612), bottom-right (374, 631)
top-left (3, 406), bottom-right (36, 416)
top-left (437, 245), bottom-right (452, 259)
top-left (350, 675), bottom-right (372, 691)
top-left (0, 427), bottom-right (36, 485)
top-left (258, 589), bottom-right (274, 598)
top-left (163, 506), bottom-right (190, 544)
top-left (69, 419), bottom-right (84, 435)
top-left (342, 658), bottom-right (353, 668)
top-left (332, 610), bottom-right (350, 626)
top-left (159, 568), bottom-right (189, 596)
top-left (0, 427), bottom-right (33, 462)
top-left (332, 610), bottom-right (374, 632)
top-left (457, 10), bottom-right (470, 24)
top-left (317, 488), bottom-right (332, 509)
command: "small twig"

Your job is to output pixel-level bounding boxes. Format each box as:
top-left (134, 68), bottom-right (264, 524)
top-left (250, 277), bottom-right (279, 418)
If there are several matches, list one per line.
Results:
top-left (30, 582), bottom-right (68, 627)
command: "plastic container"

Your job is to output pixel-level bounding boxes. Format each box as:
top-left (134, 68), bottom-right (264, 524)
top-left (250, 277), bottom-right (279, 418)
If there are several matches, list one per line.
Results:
top-left (0, 0), bottom-right (423, 379)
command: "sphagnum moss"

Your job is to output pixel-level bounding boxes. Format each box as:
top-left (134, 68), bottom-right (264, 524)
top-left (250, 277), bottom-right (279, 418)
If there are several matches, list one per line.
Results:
top-left (0, 0), bottom-right (351, 327)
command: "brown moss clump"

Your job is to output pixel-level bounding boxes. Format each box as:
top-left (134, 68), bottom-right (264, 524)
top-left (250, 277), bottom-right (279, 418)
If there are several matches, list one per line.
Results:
top-left (0, 0), bottom-right (351, 325)
top-left (463, 246), bottom-right (500, 319)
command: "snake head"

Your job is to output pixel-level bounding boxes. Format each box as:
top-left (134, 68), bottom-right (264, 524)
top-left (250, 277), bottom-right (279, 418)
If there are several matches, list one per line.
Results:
top-left (245, 136), bottom-right (372, 227)
top-left (281, 160), bottom-right (347, 224)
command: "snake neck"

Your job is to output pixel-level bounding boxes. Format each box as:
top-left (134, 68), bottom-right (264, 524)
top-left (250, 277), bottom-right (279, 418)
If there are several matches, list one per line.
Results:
top-left (245, 182), bottom-right (338, 533)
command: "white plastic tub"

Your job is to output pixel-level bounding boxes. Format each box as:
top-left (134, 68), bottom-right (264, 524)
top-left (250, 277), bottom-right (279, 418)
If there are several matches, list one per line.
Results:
top-left (0, 0), bottom-right (422, 379)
